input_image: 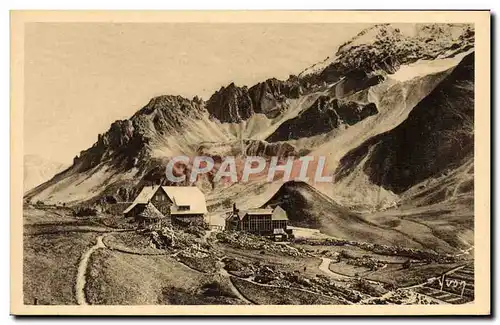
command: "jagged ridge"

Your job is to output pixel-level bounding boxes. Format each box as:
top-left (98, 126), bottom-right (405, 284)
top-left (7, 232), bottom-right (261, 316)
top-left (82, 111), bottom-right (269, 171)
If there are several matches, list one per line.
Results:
top-left (206, 78), bottom-right (303, 123)
top-left (266, 96), bottom-right (378, 142)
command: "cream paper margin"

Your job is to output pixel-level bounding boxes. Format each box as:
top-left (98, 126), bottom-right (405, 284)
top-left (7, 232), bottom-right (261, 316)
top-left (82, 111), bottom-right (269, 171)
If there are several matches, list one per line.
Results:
top-left (10, 10), bottom-right (491, 316)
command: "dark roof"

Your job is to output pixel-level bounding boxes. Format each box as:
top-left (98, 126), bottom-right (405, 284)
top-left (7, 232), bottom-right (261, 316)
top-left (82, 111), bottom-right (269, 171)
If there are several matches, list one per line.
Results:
top-left (236, 208), bottom-right (273, 220)
top-left (229, 207), bottom-right (288, 221)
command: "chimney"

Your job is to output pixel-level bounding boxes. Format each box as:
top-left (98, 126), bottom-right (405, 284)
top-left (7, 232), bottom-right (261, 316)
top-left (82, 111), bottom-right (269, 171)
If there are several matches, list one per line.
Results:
top-left (233, 203), bottom-right (238, 214)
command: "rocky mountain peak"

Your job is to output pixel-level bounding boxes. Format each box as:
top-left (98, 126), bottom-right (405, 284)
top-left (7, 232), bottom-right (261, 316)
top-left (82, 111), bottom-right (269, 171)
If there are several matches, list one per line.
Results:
top-left (73, 94), bottom-right (207, 172)
top-left (206, 83), bottom-right (254, 123)
top-left (136, 95), bottom-right (204, 118)
top-left (315, 23), bottom-right (474, 85)
top-left (206, 78), bottom-right (302, 123)
top-left (337, 24), bottom-right (405, 54)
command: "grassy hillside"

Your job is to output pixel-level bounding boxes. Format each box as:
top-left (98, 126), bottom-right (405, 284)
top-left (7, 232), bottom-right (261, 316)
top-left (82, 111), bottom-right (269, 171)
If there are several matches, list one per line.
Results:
top-left (85, 249), bottom-right (244, 305)
top-left (264, 181), bottom-right (424, 249)
top-left (23, 232), bottom-right (96, 305)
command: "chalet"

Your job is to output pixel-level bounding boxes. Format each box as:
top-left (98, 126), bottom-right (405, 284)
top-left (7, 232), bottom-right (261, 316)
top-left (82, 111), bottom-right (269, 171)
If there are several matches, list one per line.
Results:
top-left (225, 204), bottom-right (289, 240)
top-left (123, 185), bottom-right (207, 227)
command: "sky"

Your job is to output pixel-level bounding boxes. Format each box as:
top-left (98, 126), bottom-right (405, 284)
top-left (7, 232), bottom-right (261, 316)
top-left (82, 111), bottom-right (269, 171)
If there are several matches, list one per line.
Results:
top-left (24, 22), bottom-right (374, 164)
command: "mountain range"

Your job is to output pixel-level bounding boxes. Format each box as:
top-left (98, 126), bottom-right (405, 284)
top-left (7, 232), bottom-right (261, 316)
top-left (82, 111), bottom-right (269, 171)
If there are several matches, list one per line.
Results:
top-left (24, 23), bottom-right (475, 252)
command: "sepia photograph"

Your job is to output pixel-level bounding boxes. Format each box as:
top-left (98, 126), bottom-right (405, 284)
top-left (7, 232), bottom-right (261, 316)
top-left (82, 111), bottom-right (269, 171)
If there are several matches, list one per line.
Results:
top-left (10, 10), bottom-right (491, 316)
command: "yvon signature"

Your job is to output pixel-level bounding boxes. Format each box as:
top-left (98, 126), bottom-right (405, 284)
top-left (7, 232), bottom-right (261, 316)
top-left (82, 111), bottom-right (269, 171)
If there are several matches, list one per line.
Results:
top-left (428, 274), bottom-right (468, 296)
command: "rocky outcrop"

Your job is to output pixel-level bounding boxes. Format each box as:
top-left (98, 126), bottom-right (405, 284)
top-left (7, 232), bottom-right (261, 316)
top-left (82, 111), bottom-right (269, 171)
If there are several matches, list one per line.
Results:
top-left (206, 83), bottom-right (253, 123)
top-left (243, 140), bottom-right (299, 158)
top-left (206, 78), bottom-right (302, 123)
top-left (332, 71), bottom-right (385, 98)
top-left (73, 95), bottom-right (206, 172)
top-left (134, 95), bottom-right (205, 131)
top-left (73, 118), bottom-right (149, 172)
top-left (248, 78), bottom-right (303, 116)
top-left (266, 96), bottom-right (378, 142)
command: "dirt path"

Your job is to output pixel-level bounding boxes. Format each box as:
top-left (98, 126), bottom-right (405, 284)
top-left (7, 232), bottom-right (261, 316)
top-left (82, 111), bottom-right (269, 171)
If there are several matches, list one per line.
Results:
top-left (218, 266), bottom-right (255, 305)
top-left (318, 257), bottom-right (349, 280)
top-left (75, 235), bottom-right (105, 305)
top-left (318, 257), bottom-right (388, 290)
top-left (233, 275), bottom-right (353, 305)
top-left (216, 258), bottom-right (254, 304)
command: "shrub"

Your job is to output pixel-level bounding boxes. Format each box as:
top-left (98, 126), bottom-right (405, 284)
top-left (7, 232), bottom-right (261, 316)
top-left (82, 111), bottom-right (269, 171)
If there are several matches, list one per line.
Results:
top-left (221, 198), bottom-right (232, 209)
top-left (383, 282), bottom-right (396, 291)
top-left (339, 250), bottom-right (354, 259)
top-left (74, 207), bottom-right (98, 217)
top-left (402, 259), bottom-right (412, 269)
top-left (351, 278), bottom-right (385, 297)
top-left (185, 225), bottom-right (205, 238)
top-left (201, 281), bottom-right (229, 297)
top-left (161, 286), bottom-right (199, 305)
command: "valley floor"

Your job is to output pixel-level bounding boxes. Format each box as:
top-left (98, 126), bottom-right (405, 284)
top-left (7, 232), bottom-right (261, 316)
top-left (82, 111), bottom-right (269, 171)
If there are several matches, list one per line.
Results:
top-left (23, 206), bottom-right (474, 306)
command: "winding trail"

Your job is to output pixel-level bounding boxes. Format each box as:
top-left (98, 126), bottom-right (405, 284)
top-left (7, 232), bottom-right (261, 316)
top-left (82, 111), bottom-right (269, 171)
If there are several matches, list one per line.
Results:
top-left (72, 229), bottom-right (467, 306)
top-left (215, 255), bottom-right (353, 305)
top-left (218, 264), bottom-right (255, 305)
top-left (231, 274), bottom-right (353, 305)
top-left (318, 257), bottom-right (349, 280)
top-left (319, 257), bottom-right (390, 285)
top-left (75, 235), bottom-right (105, 305)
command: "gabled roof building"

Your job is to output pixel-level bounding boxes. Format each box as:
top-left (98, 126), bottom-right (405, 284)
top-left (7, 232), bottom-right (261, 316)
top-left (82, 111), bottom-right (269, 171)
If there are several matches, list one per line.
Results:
top-left (123, 185), bottom-right (207, 227)
top-left (225, 204), bottom-right (289, 240)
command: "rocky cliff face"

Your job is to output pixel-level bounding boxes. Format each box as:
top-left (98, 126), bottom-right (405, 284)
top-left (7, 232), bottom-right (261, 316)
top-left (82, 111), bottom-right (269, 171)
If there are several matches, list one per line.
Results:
top-left (206, 83), bottom-right (254, 123)
top-left (266, 96), bottom-right (378, 142)
top-left (243, 140), bottom-right (299, 157)
top-left (73, 95), bottom-right (207, 172)
top-left (206, 78), bottom-right (302, 123)
top-left (248, 78), bottom-right (303, 115)
top-left (134, 95), bottom-right (206, 131)
top-left (334, 52), bottom-right (474, 194)
top-left (301, 24), bottom-right (474, 87)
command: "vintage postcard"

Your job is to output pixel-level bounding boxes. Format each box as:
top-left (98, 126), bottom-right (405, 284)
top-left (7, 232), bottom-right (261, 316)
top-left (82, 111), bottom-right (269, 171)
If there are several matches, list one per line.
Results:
top-left (11, 10), bottom-right (491, 315)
